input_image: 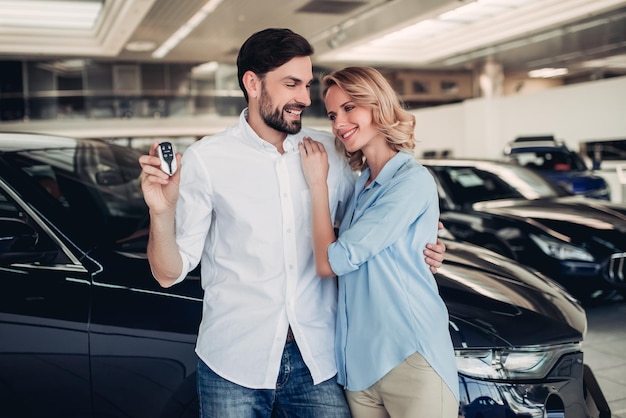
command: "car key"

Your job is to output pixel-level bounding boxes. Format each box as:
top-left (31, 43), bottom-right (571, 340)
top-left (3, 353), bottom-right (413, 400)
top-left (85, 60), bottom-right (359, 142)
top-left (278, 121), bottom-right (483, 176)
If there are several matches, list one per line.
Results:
top-left (156, 141), bottom-right (177, 176)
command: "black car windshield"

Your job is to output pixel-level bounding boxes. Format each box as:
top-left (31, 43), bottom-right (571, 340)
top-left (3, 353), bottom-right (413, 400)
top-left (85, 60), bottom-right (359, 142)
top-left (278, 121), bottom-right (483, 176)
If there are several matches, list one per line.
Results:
top-left (431, 163), bottom-right (561, 205)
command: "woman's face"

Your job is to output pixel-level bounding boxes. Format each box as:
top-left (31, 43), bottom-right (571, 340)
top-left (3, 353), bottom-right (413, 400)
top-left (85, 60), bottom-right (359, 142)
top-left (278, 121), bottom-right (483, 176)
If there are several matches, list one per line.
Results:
top-left (324, 85), bottom-right (381, 153)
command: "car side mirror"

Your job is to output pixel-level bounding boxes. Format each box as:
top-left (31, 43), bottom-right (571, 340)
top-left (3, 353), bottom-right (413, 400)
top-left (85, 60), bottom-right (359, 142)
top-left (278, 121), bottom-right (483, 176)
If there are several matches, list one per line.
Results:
top-left (0, 218), bottom-right (43, 265)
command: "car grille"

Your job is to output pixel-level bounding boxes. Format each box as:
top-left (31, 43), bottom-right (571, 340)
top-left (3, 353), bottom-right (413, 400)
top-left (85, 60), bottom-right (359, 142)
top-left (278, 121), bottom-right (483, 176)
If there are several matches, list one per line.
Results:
top-left (608, 253), bottom-right (626, 284)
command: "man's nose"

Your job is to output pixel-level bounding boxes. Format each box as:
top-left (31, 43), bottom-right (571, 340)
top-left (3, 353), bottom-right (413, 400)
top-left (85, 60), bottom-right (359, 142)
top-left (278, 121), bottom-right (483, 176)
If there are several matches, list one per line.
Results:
top-left (296, 85), bottom-right (312, 107)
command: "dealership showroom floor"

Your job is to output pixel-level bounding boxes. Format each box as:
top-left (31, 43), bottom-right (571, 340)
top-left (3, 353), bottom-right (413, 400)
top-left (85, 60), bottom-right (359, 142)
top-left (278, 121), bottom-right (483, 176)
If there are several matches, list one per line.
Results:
top-left (583, 297), bottom-right (626, 418)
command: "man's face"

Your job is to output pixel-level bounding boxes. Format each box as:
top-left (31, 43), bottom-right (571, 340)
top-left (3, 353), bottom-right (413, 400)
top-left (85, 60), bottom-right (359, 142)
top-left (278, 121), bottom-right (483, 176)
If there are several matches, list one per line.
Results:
top-left (258, 56), bottom-right (313, 135)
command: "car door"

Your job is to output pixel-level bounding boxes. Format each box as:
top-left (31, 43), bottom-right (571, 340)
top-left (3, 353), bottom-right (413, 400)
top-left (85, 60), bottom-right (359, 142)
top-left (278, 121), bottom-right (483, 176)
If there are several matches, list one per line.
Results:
top-left (0, 180), bottom-right (93, 417)
top-left (87, 248), bottom-right (203, 418)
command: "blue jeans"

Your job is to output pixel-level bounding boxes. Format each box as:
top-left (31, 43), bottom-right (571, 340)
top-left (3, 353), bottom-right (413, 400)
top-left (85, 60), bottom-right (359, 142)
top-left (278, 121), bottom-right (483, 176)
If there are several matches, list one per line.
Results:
top-left (197, 341), bottom-right (351, 418)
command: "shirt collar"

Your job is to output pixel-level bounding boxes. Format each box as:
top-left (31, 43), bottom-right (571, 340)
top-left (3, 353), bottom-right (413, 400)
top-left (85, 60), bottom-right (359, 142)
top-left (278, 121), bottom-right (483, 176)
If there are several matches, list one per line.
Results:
top-left (239, 108), bottom-right (302, 154)
top-left (361, 151), bottom-right (414, 187)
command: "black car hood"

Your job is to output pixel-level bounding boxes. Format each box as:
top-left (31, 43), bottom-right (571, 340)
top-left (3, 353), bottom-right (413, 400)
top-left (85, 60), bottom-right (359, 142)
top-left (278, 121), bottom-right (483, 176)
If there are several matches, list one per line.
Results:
top-left (437, 240), bottom-right (586, 349)
top-left (473, 197), bottom-right (626, 249)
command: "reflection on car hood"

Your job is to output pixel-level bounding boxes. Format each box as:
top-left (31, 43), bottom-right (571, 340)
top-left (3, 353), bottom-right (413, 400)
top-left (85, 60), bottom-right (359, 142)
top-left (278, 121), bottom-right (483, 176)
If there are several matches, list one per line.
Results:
top-left (475, 197), bottom-right (626, 239)
top-left (437, 240), bottom-right (586, 349)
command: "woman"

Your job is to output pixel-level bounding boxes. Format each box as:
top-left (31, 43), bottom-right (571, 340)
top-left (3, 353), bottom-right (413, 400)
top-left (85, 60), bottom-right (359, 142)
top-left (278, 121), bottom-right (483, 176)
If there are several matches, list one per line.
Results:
top-left (299, 66), bottom-right (459, 418)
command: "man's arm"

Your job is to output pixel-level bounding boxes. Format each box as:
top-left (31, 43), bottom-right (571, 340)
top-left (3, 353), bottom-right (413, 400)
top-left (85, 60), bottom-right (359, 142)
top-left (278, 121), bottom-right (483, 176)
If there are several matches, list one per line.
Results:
top-left (424, 222), bottom-right (446, 274)
top-left (139, 142), bottom-right (184, 287)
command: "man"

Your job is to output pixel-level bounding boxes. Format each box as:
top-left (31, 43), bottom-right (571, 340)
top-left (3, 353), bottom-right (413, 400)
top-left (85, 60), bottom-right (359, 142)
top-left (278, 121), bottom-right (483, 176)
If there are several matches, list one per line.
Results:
top-left (139, 28), bottom-right (446, 417)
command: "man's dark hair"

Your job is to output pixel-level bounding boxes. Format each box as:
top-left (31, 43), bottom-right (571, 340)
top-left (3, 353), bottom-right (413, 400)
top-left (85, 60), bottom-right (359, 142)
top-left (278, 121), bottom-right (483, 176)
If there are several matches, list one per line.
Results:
top-left (237, 28), bottom-right (314, 102)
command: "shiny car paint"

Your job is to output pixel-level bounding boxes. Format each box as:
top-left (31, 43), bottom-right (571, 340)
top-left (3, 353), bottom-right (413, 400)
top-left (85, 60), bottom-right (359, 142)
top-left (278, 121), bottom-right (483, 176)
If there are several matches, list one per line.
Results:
top-left (423, 158), bottom-right (626, 303)
top-left (0, 133), bottom-right (610, 417)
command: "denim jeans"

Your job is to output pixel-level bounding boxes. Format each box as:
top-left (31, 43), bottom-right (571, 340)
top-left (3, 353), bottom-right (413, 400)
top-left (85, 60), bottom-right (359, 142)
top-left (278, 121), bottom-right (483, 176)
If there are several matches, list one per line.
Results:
top-left (197, 340), bottom-right (351, 418)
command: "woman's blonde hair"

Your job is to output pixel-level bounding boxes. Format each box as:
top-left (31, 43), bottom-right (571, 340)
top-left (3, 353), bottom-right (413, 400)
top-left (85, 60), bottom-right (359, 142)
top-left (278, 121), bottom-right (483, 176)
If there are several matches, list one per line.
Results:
top-left (322, 66), bottom-right (416, 171)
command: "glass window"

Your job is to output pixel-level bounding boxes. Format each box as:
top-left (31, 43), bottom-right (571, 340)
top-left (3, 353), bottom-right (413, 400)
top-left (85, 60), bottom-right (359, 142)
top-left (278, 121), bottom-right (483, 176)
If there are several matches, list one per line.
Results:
top-left (441, 80), bottom-right (459, 94)
top-left (413, 80), bottom-right (429, 94)
top-left (26, 62), bottom-right (55, 93)
top-left (0, 182), bottom-right (71, 265)
top-left (0, 61), bottom-right (23, 93)
top-left (85, 62), bottom-right (114, 93)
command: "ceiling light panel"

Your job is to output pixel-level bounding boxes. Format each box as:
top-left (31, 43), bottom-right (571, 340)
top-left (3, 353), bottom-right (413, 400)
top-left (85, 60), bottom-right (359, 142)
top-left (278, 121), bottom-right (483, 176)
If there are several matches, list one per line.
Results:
top-left (0, 0), bottom-right (103, 30)
top-left (318, 0), bottom-right (625, 65)
top-left (528, 67), bottom-right (569, 77)
top-left (152, 0), bottom-right (224, 58)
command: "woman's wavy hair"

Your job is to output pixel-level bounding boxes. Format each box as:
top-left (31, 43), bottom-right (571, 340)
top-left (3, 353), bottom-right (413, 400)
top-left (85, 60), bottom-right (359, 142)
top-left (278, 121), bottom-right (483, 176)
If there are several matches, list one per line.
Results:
top-left (322, 66), bottom-right (416, 171)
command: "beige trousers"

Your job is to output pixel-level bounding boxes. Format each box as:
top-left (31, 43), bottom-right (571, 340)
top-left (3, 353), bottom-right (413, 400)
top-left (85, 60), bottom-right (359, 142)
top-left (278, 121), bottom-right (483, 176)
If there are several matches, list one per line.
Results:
top-left (345, 352), bottom-right (458, 418)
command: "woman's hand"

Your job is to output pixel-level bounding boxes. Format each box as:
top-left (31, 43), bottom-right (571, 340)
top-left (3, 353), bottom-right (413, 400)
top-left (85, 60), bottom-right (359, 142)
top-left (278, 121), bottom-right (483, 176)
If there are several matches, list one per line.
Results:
top-left (298, 137), bottom-right (330, 188)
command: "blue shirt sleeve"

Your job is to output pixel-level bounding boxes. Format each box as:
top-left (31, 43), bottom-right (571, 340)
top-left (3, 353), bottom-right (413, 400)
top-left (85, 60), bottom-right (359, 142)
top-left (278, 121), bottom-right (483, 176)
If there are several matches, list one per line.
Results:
top-left (328, 163), bottom-right (438, 276)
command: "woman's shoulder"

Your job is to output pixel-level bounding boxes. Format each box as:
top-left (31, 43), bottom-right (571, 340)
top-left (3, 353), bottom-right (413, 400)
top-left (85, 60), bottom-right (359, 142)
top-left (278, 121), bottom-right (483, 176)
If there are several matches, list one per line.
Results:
top-left (394, 154), bottom-right (436, 185)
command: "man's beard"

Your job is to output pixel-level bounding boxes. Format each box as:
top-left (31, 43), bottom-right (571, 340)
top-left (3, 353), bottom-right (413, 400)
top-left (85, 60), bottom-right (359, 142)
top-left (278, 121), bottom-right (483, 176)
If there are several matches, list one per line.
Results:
top-left (259, 85), bottom-right (303, 135)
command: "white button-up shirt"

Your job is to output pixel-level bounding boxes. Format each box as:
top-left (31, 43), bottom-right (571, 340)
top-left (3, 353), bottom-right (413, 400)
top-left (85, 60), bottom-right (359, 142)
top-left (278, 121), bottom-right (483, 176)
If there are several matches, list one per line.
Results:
top-left (173, 110), bottom-right (354, 388)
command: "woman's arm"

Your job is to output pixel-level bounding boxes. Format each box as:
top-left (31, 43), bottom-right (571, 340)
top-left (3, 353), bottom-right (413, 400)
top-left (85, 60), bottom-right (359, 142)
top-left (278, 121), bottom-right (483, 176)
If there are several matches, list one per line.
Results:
top-left (299, 137), bottom-right (337, 277)
top-left (300, 138), bottom-right (446, 277)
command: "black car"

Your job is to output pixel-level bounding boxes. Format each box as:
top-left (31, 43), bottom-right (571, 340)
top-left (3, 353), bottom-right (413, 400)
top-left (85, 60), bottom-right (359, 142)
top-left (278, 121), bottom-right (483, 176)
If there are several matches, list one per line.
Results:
top-left (423, 158), bottom-right (626, 303)
top-left (0, 133), bottom-right (610, 418)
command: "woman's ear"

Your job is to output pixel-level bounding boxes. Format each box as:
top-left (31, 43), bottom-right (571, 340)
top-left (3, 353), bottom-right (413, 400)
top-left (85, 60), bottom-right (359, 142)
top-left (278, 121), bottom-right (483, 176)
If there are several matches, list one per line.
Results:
top-left (242, 71), bottom-right (260, 100)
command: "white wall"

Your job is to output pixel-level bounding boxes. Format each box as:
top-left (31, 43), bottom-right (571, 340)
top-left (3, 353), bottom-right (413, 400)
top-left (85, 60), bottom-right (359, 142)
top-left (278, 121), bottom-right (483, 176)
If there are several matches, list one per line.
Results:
top-left (412, 75), bottom-right (626, 159)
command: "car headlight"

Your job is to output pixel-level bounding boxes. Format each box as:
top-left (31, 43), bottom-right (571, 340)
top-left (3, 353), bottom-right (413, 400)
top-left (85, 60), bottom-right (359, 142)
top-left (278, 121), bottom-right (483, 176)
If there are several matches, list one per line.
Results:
top-left (455, 343), bottom-right (580, 380)
top-left (530, 234), bottom-right (594, 262)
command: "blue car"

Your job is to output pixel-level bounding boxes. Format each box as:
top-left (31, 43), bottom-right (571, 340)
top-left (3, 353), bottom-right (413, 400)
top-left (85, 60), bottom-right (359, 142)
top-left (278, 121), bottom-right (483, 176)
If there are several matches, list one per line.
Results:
top-left (503, 136), bottom-right (610, 200)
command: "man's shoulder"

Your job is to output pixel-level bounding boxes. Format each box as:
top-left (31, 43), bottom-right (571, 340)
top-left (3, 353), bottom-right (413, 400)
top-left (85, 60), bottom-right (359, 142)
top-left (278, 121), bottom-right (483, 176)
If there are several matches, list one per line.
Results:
top-left (299, 127), bottom-right (340, 156)
top-left (300, 126), bottom-right (334, 142)
top-left (188, 125), bottom-right (240, 150)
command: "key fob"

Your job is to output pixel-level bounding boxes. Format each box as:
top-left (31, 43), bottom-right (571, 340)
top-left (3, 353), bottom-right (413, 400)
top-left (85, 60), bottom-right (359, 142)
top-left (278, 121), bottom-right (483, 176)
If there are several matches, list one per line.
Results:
top-left (157, 141), bottom-right (177, 176)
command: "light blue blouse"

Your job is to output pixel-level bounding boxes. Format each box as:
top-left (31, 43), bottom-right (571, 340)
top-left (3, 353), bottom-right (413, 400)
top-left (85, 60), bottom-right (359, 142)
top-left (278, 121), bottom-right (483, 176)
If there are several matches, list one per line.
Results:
top-left (328, 151), bottom-right (459, 401)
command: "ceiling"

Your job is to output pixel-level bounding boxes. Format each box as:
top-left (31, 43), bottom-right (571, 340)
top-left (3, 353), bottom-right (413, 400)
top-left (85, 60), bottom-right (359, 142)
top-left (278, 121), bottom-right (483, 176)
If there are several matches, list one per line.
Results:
top-left (1, 0), bottom-right (626, 81)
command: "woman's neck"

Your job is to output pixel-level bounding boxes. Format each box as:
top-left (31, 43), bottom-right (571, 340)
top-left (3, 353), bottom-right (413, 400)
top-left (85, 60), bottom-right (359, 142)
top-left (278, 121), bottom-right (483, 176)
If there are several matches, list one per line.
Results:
top-left (364, 144), bottom-right (398, 186)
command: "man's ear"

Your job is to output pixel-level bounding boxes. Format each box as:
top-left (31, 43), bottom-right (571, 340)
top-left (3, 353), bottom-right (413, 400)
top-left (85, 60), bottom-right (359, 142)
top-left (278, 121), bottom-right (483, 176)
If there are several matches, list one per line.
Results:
top-left (242, 71), bottom-right (260, 100)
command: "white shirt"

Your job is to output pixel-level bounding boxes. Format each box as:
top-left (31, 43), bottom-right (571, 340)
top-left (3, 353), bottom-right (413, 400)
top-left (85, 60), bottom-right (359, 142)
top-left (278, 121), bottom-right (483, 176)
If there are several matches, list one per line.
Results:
top-left (173, 110), bottom-right (355, 388)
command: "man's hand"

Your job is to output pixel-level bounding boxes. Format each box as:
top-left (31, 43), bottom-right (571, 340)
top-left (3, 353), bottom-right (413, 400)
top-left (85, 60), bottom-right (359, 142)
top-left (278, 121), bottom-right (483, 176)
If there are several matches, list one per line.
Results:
top-left (139, 141), bottom-right (182, 215)
top-left (425, 222), bottom-right (446, 274)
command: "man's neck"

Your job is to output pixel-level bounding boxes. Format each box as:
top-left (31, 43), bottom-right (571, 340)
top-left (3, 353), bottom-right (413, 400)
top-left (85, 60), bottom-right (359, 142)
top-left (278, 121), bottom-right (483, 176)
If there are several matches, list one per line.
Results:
top-left (247, 112), bottom-right (288, 154)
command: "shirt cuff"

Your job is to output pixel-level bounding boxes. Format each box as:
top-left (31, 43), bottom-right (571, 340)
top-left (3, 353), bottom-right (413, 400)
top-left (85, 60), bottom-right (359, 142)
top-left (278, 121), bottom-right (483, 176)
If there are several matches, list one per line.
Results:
top-left (327, 241), bottom-right (357, 277)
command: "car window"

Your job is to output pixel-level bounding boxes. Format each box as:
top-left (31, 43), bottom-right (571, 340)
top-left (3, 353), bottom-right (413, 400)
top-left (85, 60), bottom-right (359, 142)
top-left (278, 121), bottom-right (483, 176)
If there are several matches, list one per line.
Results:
top-left (489, 164), bottom-right (561, 199)
top-left (430, 163), bottom-right (563, 204)
top-left (432, 166), bottom-right (522, 204)
top-left (509, 149), bottom-right (587, 171)
top-left (0, 182), bottom-right (73, 265)
top-left (7, 140), bottom-right (147, 244)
